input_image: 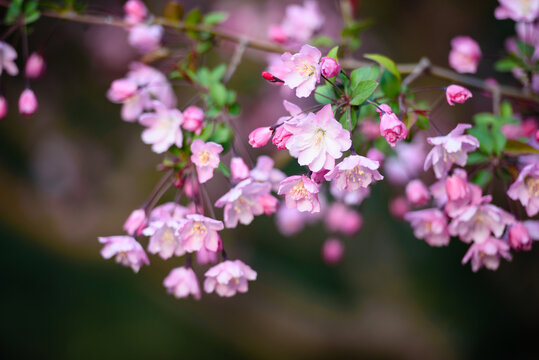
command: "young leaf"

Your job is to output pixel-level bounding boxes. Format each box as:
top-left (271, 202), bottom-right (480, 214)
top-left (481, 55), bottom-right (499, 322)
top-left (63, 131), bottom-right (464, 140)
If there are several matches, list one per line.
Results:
top-left (350, 66), bottom-right (379, 89)
top-left (314, 84), bottom-right (335, 104)
top-left (327, 46), bottom-right (339, 61)
top-left (364, 53), bottom-right (401, 82)
top-left (350, 80), bottom-right (378, 105)
top-left (380, 71), bottom-right (400, 98)
top-left (503, 139), bottom-right (539, 156)
top-left (210, 83), bottom-right (227, 108)
top-left (203, 12), bottom-right (229, 26)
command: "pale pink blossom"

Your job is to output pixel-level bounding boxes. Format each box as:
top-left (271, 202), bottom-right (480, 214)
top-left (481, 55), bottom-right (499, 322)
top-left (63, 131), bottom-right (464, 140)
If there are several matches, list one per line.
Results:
top-left (148, 202), bottom-right (190, 223)
top-left (250, 155), bottom-right (286, 192)
top-left (320, 57), bottom-right (341, 78)
top-left (98, 236), bottom-right (149, 272)
top-left (266, 54), bottom-right (291, 82)
top-left (215, 179), bottom-right (271, 228)
top-left (272, 125), bottom-right (293, 150)
top-left (139, 101), bottom-right (183, 153)
top-left (424, 124), bottom-right (480, 179)
top-left (405, 208), bottom-right (450, 246)
top-left (25, 52), bottom-right (45, 79)
top-left (494, 0), bottom-right (539, 22)
top-left (280, 1), bottom-right (324, 44)
top-left (143, 219), bottom-right (185, 259)
top-left (204, 260), bottom-right (257, 297)
top-left (123, 208), bottom-right (147, 236)
top-left (325, 203), bottom-right (362, 235)
top-left (182, 105), bottom-right (204, 134)
top-left (286, 104), bottom-right (351, 171)
top-left (0, 96), bottom-right (7, 119)
top-left (128, 24), bottom-right (163, 53)
top-left (462, 237), bottom-right (512, 272)
top-left (508, 222), bottom-right (532, 251)
top-left (367, 148), bottom-right (385, 163)
top-left (377, 104), bottom-right (408, 147)
top-left (163, 267), bottom-right (201, 300)
top-left (196, 244), bottom-right (219, 265)
top-left (190, 140), bottom-right (223, 183)
top-left (322, 238), bottom-right (344, 265)
top-left (272, 100), bottom-right (308, 150)
top-left (507, 163), bottom-right (539, 216)
top-left (276, 205), bottom-right (308, 236)
top-left (444, 169), bottom-right (483, 217)
top-left (325, 155), bottom-right (383, 192)
top-left (449, 36), bottom-right (481, 74)
top-left (248, 127), bottom-right (272, 148)
top-left (360, 118), bottom-right (380, 140)
top-left (259, 194), bottom-right (279, 215)
top-left (268, 25), bottom-right (288, 43)
top-left (281, 45), bottom-right (322, 97)
top-left (384, 135), bottom-right (426, 185)
top-left (405, 179), bottom-right (430, 206)
top-left (0, 41), bottom-right (18, 76)
top-left (176, 214), bottom-right (224, 253)
top-left (18, 89), bottom-right (38, 116)
top-left (389, 196), bottom-right (409, 219)
top-left (311, 169), bottom-right (329, 184)
top-left (124, 0), bottom-right (147, 25)
top-left (330, 181), bottom-right (371, 206)
top-left (230, 157), bottom-right (250, 182)
top-left (278, 175), bottom-right (320, 213)
top-left (446, 85), bottom-right (472, 106)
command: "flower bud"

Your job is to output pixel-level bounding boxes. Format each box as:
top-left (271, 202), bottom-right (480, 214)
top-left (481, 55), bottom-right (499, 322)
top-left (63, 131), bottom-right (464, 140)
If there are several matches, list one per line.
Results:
top-left (107, 79), bottom-right (137, 102)
top-left (123, 208), bottom-right (147, 236)
top-left (124, 0), bottom-right (147, 25)
top-left (389, 196), bottom-right (409, 219)
top-left (182, 105), bottom-right (204, 134)
top-left (366, 148), bottom-right (385, 163)
top-left (272, 125), bottom-right (292, 150)
top-left (508, 223), bottom-right (532, 251)
top-left (377, 104), bottom-right (408, 147)
top-left (248, 127), bottom-right (272, 148)
top-left (25, 52), bottom-right (46, 79)
top-left (406, 179), bottom-right (430, 206)
top-left (259, 194), bottom-right (278, 215)
top-left (310, 169), bottom-right (329, 184)
top-left (446, 85), bottom-right (472, 106)
top-left (261, 71), bottom-right (284, 83)
top-left (0, 96), bottom-right (7, 119)
top-left (18, 89), bottom-right (38, 116)
top-left (535, 129), bottom-right (539, 142)
top-left (268, 25), bottom-right (288, 44)
top-left (445, 174), bottom-right (468, 201)
top-left (320, 57), bottom-right (341, 78)
top-left (322, 238), bottom-right (344, 265)
top-left (230, 157), bottom-right (250, 182)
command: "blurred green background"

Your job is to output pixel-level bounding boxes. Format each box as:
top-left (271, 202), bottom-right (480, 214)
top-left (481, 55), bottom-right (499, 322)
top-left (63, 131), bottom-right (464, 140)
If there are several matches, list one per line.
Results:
top-left (1, 1), bottom-right (538, 359)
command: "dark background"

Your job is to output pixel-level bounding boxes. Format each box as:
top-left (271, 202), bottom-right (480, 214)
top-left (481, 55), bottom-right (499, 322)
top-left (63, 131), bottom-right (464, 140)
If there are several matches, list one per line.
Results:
top-left (1, 1), bottom-right (538, 359)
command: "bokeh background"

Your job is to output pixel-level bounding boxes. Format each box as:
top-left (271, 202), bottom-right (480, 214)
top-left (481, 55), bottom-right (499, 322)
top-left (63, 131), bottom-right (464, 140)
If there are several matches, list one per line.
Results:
top-left (1, 1), bottom-right (538, 359)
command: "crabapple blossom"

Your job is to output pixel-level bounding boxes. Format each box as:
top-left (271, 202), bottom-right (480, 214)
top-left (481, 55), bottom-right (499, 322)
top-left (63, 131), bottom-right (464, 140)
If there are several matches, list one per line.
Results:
top-left (18, 89), bottom-right (38, 115)
top-left (190, 140), bottom-right (223, 183)
top-left (285, 104), bottom-right (351, 172)
top-left (405, 179), bottom-right (430, 206)
top-left (389, 196), bottom-right (410, 219)
top-left (143, 219), bottom-right (185, 259)
top-left (272, 100), bottom-right (308, 150)
top-left (163, 267), bottom-right (201, 300)
top-left (276, 205), bottom-right (310, 236)
top-left (404, 209), bottom-right (450, 247)
top-left (268, 25), bottom-right (288, 43)
top-left (128, 24), bottom-right (164, 53)
top-left (508, 222), bottom-right (532, 251)
top-left (325, 155), bottom-right (383, 192)
top-left (310, 169), bottom-right (329, 184)
top-left (0, 96), bottom-right (7, 119)
top-left (272, 125), bottom-right (293, 150)
top-left (424, 124), bottom-right (480, 179)
top-left (273, 1), bottom-right (324, 44)
top-left (449, 36), bottom-right (481, 74)
top-left (98, 236), bottom-right (149, 272)
top-left (204, 260), bottom-right (257, 297)
top-left (230, 157), bottom-right (250, 182)
top-left (259, 194), bottom-right (279, 215)
top-left (462, 237), bottom-right (512, 272)
top-left (248, 127), bottom-right (272, 148)
top-left (0, 41), bottom-right (18, 76)
top-left (494, 0), bottom-right (539, 22)
top-left (322, 238), bottom-right (344, 265)
top-left (507, 163), bottom-right (539, 216)
top-left (330, 181), bottom-right (371, 206)
top-left (25, 52), bottom-right (46, 79)
top-left (148, 202), bottom-right (190, 223)
top-left (139, 101), bottom-right (183, 153)
top-left (384, 135), bottom-right (426, 185)
top-left (446, 85), bottom-right (472, 106)
top-left (278, 175), bottom-right (321, 213)
top-left (196, 245), bottom-right (219, 265)
top-left (360, 118), bottom-right (380, 140)
top-left (281, 45), bottom-right (321, 97)
top-left (182, 105), bottom-right (204, 134)
top-left (325, 203), bottom-right (362, 235)
top-left (320, 57), bottom-right (341, 78)
top-left (124, 0), bottom-right (147, 25)
top-left (176, 214), bottom-right (224, 253)
top-left (250, 155), bottom-right (286, 192)
top-left (376, 104), bottom-right (408, 147)
top-left (367, 148), bottom-right (385, 163)
top-left (123, 208), bottom-right (147, 236)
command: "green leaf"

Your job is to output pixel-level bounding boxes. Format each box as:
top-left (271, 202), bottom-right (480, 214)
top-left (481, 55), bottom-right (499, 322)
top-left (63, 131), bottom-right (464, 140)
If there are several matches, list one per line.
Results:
top-left (473, 112), bottom-right (497, 126)
top-left (350, 80), bottom-right (378, 106)
top-left (516, 39), bottom-right (534, 58)
top-left (492, 125), bottom-right (507, 155)
top-left (364, 53), bottom-right (401, 82)
top-left (5, 0), bottom-right (23, 25)
top-left (184, 8), bottom-right (202, 25)
top-left (310, 35), bottom-right (334, 47)
top-left (500, 101), bottom-right (513, 118)
top-left (196, 40), bottom-right (212, 54)
top-left (467, 152), bottom-right (489, 165)
top-left (203, 11), bottom-right (229, 26)
top-left (314, 84), bottom-right (335, 104)
top-left (210, 83), bottom-right (227, 108)
top-left (416, 115), bottom-right (430, 130)
top-left (472, 170), bottom-right (493, 188)
top-left (326, 46), bottom-right (339, 61)
top-left (503, 139), bottom-right (539, 156)
top-left (24, 10), bottom-right (40, 25)
top-left (468, 126), bottom-right (494, 154)
top-left (495, 58), bottom-right (518, 72)
top-left (209, 123), bottom-right (233, 151)
top-left (350, 66), bottom-right (379, 90)
top-left (217, 162), bottom-right (232, 177)
top-left (196, 67), bottom-right (211, 86)
top-left (380, 70), bottom-right (400, 98)
top-left (228, 103), bottom-right (241, 116)
top-left (211, 64), bottom-right (227, 82)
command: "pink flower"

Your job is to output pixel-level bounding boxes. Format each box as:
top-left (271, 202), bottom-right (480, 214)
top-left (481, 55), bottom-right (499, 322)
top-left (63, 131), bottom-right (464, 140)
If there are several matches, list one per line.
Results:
top-left (320, 57), bottom-right (341, 78)
top-left (0, 96), bottom-right (7, 119)
top-left (384, 135), bottom-right (426, 185)
top-left (508, 222), bottom-right (532, 251)
top-left (405, 179), bottom-right (430, 206)
top-left (443, 169), bottom-right (483, 216)
top-left (424, 124), bottom-right (480, 179)
top-left (139, 101), bottom-right (183, 153)
top-left (128, 24), bottom-right (163, 53)
top-left (143, 219), bottom-right (185, 259)
top-left (268, 25), bottom-right (288, 43)
top-left (310, 169), bottom-right (329, 184)
top-left (182, 105), bottom-right (204, 134)
top-left (163, 267), bottom-right (201, 300)
top-left (259, 194), bottom-right (279, 215)
top-left (367, 148), bottom-right (385, 163)
top-left (325, 203), bottom-right (362, 235)
top-left (190, 140), bottom-right (223, 183)
top-left (286, 104), bottom-right (351, 171)
top-left (272, 100), bottom-right (308, 150)
top-left (204, 260), bottom-right (257, 297)
top-left (0, 41), bottom-right (18, 76)
top-left (215, 179), bottom-right (271, 228)
top-left (248, 127), bottom-right (272, 148)
top-left (322, 238), bottom-right (344, 265)
top-left (507, 163), bottom-right (539, 216)
top-left (280, 1), bottom-right (324, 44)
top-left (377, 104), bottom-right (408, 147)
top-left (446, 85), bottom-right (472, 106)
top-left (148, 202), bottom-right (190, 223)
top-left (18, 89), bottom-right (38, 116)
top-left (495, 0), bottom-right (539, 22)
top-left (405, 208), bottom-right (450, 247)
top-left (330, 181), bottom-right (371, 206)
top-left (250, 155), bottom-right (286, 192)
top-left (278, 175), bottom-right (320, 213)
top-left (462, 237), bottom-right (512, 272)
top-left (360, 118), bottom-right (380, 140)
top-left (325, 155), bottom-right (383, 192)
top-left (389, 196), bottom-right (409, 219)
top-left (123, 208), bottom-right (147, 236)
top-left (25, 52), bottom-right (45, 79)
top-left (449, 36), bottom-right (481, 74)
top-left (124, 0), bottom-right (147, 25)
top-left (281, 45), bottom-right (322, 97)
top-left (98, 236), bottom-right (149, 272)
top-left (196, 244), bottom-right (219, 265)
top-left (276, 205), bottom-right (307, 236)
top-left (107, 79), bottom-right (137, 102)
top-left (272, 125), bottom-right (293, 150)
top-left (230, 157), bottom-right (250, 182)
top-left (176, 214), bottom-right (224, 253)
